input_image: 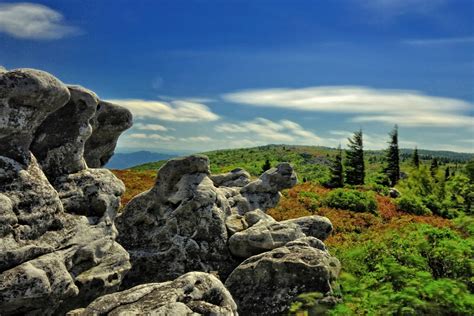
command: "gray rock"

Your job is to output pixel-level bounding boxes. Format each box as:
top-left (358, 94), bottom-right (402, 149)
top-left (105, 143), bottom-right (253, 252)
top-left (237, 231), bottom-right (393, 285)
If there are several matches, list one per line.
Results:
top-left (84, 101), bottom-right (132, 168)
top-left (211, 168), bottom-right (251, 187)
top-left (236, 162), bottom-right (297, 214)
top-left (225, 237), bottom-right (340, 316)
top-left (280, 215), bottom-right (333, 241)
top-left (0, 69), bottom-right (131, 314)
top-left (389, 188), bottom-right (401, 198)
top-left (116, 155), bottom-right (238, 287)
top-left (67, 272), bottom-right (238, 316)
top-left (0, 68), bottom-right (70, 165)
top-left (228, 218), bottom-right (305, 258)
top-left (31, 85), bottom-right (99, 179)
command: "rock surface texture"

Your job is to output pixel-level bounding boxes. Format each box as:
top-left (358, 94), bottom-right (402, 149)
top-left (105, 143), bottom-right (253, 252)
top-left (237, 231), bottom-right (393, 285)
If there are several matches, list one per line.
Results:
top-left (0, 68), bottom-right (132, 315)
top-left (225, 237), bottom-right (341, 316)
top-left (68, 272), bottom-right (238, 316)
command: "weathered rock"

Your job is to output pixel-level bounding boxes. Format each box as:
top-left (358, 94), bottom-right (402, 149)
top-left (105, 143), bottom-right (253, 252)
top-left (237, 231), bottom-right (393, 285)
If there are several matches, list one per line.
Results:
top-left (225, 237), bottom-right (340, 316)
top-left (116, 155), bottom-right (237, 287)
top-left (234, 163), bottom-right (297, 214)
top-left (84, 101), bottom-right (132, 168)
top-left (116, 156), bottom-right (300, 288)
top-left (31, 85), bottom-right (99, 179)
top-left (67, 272), bottom-right (238, 316)
top-left (228, 209), bottom-right (306, 258)
top-left (280, 215), bottom-right (333, 241)
top-left (0, 68), bottom-right (131, 315)
top-left (0, 68), bottom-right (70, 165)
top-left (211, 168), bottom-right (251, 187)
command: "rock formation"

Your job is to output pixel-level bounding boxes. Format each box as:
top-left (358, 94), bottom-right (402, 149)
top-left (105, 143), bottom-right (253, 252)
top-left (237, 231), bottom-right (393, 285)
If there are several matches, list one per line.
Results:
top-left (0, 68), bottom-right (132, 314)
top-left (68, 272), bottom-right (238, 315)
top-left (1, 67), bottom-right (340, 315)
top-left (116, 156), bottom-right (299, 287)
top-left (84, 101), bottom-right (133, 168)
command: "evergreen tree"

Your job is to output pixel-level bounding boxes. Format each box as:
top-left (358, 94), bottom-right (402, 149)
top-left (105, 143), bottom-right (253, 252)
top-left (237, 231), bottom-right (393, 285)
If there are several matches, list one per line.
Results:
top-left (412, 147), bottom-right (420, 168)
top-left (430, 158), bottom-right (439, 178)
top-left (261, 159), bottom-right (271, 173)
top-left (328, 145), bottom-right (344, 188)
top-left (445, 167), bottom-right (450, 181)
top-left (345, 129), bottom-right (365, 185)
top-left (384, 125), bottom-right (400, 186)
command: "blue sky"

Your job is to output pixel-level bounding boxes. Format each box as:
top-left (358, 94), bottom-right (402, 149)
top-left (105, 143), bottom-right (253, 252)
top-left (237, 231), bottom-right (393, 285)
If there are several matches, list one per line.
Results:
top-left (0, 0), bottom-right (473, 153)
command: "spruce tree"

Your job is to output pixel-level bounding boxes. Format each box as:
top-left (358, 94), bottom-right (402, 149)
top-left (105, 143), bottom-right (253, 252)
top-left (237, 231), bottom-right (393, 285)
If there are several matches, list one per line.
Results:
top-left (384, 125), bottom-right (400, 186)
top-left (328, 145), bottom-right (344, 188)
top-left (261, 159), bottom-right (271, 173)
top-left (430, 158), bottom-right (438, 178)
top-left (412, 147), bottom-right (420, 168)
top-left (445, 166), bottom-right (450, 181)
top-left (345, 129), bottom-right (365, 185)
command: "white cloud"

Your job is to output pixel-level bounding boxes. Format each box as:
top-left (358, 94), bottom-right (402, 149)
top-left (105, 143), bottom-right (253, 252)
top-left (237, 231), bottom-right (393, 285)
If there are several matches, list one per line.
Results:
top-left (134, 123), bottom-right (170, 131)
top-left (402, 36), bottom-right (474, 46)
top-left (109, 99), bottom-right (219, 122)
top-left (215, 118), bottom-right (321, 144)
top-left (129, 133), bottom-right (175, 141)
top-left (223, 86), bottom-right (473, 127)
top-left (0, 3), bottom-right (79, 40)
top-left (179, 136), bottom-right (212, 142)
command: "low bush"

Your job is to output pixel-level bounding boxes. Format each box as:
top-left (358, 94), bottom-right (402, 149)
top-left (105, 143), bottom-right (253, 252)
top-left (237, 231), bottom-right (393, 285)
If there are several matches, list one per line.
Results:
top-left (396, 195), bottom-right (431, 215)
top-left (324, 189), bottom-right (377, 213)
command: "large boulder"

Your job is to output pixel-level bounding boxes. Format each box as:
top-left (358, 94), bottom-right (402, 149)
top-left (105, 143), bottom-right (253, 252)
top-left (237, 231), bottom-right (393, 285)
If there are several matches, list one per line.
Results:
top-left (0, 68), bottom-right (132, 314)
top-left (116, 155), bottom-right (238, 287)
top-left (0, 68), bottom-right (70, 165)
top-left (225, 237), bottom-right (341, 316)
top-left (228, 209), bottom-right (306, 258)
top-left (67, 272), bottom-right (238, 316)
top-left (84, 101), bottom-right (132, 168)
top-left (280, 215), bottom-right (333, 241)
top-left (211, 168), bottom-right (251, 187)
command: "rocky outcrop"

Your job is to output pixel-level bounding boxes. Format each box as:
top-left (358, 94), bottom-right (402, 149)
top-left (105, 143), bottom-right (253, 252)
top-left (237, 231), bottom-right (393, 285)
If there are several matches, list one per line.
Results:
top-left (211, 168), bottom-right (251, 187)
top-left (84, 101), bottom-right (133, 168)
top-left (68, 272), bottom-right (238, 316)
top-left (0, 68), bottom-right (132, 314)
top-left (225, 237), bottom-right (341, 316)
top-left (116, 156), bottom-right (299, 287)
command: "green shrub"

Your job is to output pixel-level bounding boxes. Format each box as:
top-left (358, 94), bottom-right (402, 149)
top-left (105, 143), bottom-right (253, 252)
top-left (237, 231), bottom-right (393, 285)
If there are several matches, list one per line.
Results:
top-left (396, 195), bottom-right (431, 215)
top-left (324, 224), bottom-right (474, 315)
top-left (324, 189), bottom-right (377, 213)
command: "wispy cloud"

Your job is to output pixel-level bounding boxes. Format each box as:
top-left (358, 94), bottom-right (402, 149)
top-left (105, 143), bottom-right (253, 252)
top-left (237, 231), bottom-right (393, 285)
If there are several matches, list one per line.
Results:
top-left (129, 133), bottom-right (175, 141)
top-left (0, 3), bottom-right (80, 40)
top-left (215, 118), bottom-right (321, 144)
top-left (223, 86), bottom-right (473, 128)
top-left (402, 36), bottom-right (474, 46)
top-left (109, 99), bottom-right (219, 122)
top-left (134, 123), bottom-right (171, 132)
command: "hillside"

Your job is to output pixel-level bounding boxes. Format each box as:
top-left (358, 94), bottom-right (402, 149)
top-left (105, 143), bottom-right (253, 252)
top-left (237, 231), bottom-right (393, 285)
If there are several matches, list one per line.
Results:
top-left (105, 151), bottom-right (176, 169)
top-left (129, 145), bottom-right (473, 184)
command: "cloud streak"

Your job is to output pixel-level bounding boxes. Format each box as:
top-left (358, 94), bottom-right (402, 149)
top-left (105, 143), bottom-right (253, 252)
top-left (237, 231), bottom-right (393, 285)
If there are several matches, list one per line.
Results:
top-left (223, 86), bottom-right (473, 127)
top-left (402, 36), bottom-right (474, 46)
top-left (215, 118), bottom-right (321, 144)
top-left (110, 99), bottom-right (219, 122)
top-left (0, 3), bottom-right (79, 40)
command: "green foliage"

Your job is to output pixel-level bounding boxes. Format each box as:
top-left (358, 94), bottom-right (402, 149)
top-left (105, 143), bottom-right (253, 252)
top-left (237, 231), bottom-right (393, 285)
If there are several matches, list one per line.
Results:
top-left (327, 145), bottom-right (344, 188)
top-left (384, 125), bottom-right (400, 186)
top-left (328, 224), bottom-right (474, 315)
top-left (396, 195), bottom-right (431, 215)
top-left (324, 188), bottom-right (377, 213)
top-left (345, 130), bottom-right (365, 185)
top-left (466, 159), bottom-right (474, 183)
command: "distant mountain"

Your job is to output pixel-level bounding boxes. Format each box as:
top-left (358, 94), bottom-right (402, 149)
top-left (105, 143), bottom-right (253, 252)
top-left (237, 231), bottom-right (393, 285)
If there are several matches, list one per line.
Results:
top-left (106, 151), bottom-right (177, 169)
